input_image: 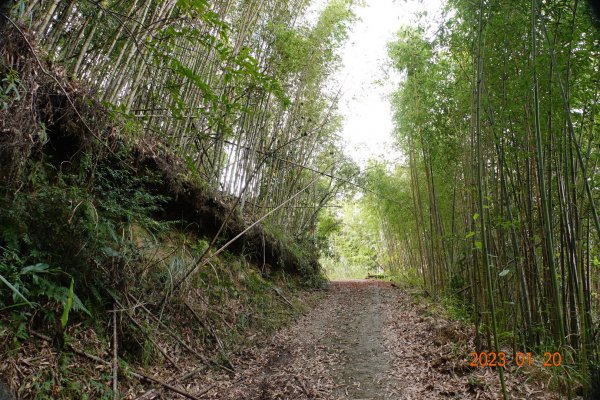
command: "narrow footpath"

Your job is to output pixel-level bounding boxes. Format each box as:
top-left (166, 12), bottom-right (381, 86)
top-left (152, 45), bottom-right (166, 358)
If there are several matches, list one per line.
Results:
top-left (195, 280), bottom-right (563, 399)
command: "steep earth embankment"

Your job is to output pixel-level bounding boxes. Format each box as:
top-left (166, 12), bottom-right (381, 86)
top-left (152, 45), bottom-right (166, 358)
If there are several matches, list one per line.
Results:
top-left (0, 24), bottom-right (318, 277)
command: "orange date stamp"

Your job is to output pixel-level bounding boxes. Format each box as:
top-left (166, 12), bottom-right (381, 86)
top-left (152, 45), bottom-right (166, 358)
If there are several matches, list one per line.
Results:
top-left (469, 351), bottom-right (562, 367)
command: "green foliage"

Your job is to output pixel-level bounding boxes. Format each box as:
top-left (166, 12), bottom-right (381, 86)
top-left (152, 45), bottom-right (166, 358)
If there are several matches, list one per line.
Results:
top-left (318, 201), bottom-right (382, 279)
top-left (0, 69), bottom-right (25, 110)
top-left (176, 0), bottom-right (208, 12)
top-left (440, 295), bottom-right (472, 322)
top-left (0, 268), bottom-right (31, 307)
top-left (388, 27), bottom-right (432, 75)
top-left (60, 278), bottom-right (74, 329)
top-left (0, 143), bottom-right (169, 341)
top-left (314, 209), bottom-right (341, 253)
top-left (321, 257), bottom-right (366, 280)
top-left (93, 160), bottom-right (168, 231)
top-left (0, 254), bottom-right (91, 338)
top-left (316, 162), bottom-right (417, 280)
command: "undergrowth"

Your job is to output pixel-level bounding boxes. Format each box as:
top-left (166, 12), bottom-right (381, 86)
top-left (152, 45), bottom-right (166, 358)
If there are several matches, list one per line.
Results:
top-left (0, 144), bottom-right (322, 398)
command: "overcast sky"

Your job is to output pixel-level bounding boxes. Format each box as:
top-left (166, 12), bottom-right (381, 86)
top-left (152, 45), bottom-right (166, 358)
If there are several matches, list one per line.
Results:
top-left (307, 0), bottom-right (445, 168)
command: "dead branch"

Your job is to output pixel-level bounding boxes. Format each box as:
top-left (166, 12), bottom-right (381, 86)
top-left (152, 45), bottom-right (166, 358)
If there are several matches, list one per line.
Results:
top-left (115, 298), bottom-right (182, 372)
top-left (273, 287), bottom-right (296, 310)
top-left (29, 331), bottom-right (203, 400)
top-left (126, 294), bottom-right (217, 365)
top-left (183, 300), bottom-right (224, 350)
top-left (112, 304), bottom-right (118, 400)
top-left (134, 366), bottom-right (208, 400)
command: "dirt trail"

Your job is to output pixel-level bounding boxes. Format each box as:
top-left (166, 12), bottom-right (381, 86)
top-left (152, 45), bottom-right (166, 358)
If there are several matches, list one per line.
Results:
top-left (198, 280), bottom-right (559, 399)
top-left (328, 281), bottom-right (392, 399)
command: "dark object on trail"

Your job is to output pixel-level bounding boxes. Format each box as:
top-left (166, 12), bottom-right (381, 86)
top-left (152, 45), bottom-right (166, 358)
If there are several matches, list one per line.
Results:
top-left (590, 364), bottom-right (600, 400)
top-left (0, 381), bottom-right (15, 400)
top-left (589, 0), bottom-right (600, 28)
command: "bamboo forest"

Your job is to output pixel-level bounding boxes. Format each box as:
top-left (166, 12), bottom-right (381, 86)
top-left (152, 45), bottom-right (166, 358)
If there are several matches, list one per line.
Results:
top-left (0, 0), bottom-right (599, 398)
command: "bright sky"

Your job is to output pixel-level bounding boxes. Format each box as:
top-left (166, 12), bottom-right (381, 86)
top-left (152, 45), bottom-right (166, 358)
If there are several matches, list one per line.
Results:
top-left (308, 0), bottom-right (445, 168)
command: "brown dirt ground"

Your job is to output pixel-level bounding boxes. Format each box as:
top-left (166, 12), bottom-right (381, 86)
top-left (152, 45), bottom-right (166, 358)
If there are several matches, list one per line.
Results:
top-left (192, 280), bottom-right (571, 400)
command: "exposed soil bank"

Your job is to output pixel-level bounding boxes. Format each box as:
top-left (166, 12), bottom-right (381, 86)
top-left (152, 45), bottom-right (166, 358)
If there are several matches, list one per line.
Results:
top-left (0, 24), bottom-right (319, 278)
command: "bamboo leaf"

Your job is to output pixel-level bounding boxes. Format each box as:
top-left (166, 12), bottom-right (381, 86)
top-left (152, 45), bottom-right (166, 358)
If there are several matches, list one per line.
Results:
top-left (60, 279), bottom-right (74, 329)
top-left (0, 273), bottom-right (32, 307)
top-left (20, 263), bottom-right (49, 275)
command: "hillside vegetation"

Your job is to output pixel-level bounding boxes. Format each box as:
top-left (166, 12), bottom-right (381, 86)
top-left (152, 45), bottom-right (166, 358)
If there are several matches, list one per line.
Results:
top-left (0, 0), bottom-right (356, 398)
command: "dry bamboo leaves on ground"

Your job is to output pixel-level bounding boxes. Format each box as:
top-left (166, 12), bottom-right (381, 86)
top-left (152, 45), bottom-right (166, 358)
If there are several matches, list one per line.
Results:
top-left (201, 280), bottom-right (567, 399)
top-left (1, 281), bottom-right (572, 399)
